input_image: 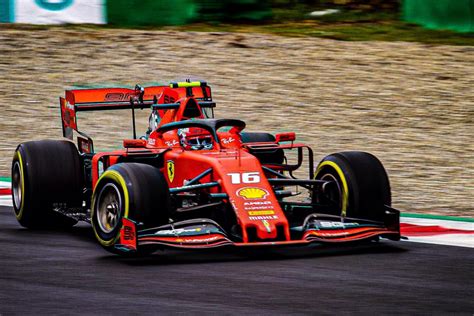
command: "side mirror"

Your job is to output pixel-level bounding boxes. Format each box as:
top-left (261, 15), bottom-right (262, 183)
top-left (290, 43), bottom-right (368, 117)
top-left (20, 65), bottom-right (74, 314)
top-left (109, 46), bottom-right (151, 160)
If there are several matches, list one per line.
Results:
top-left (275, 132), bottom-right (296, 143)
top-left (123, 139), bottom-right (147, 148)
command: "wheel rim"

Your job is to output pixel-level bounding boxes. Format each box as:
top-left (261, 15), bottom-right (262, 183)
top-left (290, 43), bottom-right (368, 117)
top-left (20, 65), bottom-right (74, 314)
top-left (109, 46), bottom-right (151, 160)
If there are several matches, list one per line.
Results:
top-left (12, 161), bottom-right (22, 210)
top-left (95, 183), bottom-right (122, 234)
top-left (320, 173), bottom-right (342, 211)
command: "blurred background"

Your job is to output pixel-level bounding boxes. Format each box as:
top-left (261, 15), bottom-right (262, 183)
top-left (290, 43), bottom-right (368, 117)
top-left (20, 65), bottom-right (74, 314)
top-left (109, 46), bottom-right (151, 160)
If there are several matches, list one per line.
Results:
top-left (1, 0), bottom-right (474, 36)
top-left (0, 0), bottom-right (472, 216)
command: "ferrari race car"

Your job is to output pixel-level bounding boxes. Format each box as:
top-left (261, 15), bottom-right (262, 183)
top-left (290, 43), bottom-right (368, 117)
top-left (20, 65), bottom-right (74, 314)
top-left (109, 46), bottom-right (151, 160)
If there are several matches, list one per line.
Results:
top-left (11, 81), bottom-right (400, 255)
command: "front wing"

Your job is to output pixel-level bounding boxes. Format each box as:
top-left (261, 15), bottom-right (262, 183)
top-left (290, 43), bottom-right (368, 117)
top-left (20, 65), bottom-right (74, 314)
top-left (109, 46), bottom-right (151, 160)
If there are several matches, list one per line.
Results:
top-left (115, 211), bottom-right (401, 253)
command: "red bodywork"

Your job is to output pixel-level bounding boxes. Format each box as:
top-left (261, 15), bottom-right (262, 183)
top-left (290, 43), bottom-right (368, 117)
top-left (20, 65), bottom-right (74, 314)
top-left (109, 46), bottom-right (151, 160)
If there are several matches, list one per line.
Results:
top-left (60, 83), bottom-right (400, 250)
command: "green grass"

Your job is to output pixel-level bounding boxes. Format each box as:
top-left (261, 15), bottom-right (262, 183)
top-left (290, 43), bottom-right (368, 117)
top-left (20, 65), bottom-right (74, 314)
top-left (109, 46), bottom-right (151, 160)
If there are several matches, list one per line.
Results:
top-left (1, 8), bottom-right (473, 46)
top-left (172, 20), bottom-right (474, 46)
top-left (167, 7), bottom-right (474, 46)
top-left (402, 213), bottom-right (474, 222)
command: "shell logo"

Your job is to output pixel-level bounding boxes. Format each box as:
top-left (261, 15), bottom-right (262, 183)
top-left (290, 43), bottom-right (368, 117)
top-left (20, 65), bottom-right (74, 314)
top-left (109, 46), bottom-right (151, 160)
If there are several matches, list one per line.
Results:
top-left (237, 187), bottom-right (269, 200)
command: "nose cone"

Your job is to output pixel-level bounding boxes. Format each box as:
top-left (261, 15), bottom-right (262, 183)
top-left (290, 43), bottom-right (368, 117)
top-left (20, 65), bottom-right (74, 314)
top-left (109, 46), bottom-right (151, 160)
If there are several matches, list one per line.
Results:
top-left (231, 188), bottom-right (290, 242)
top-left (212, 151), bottom-right (290, 243)
top-left (253, 217), bottom-right (280, 240)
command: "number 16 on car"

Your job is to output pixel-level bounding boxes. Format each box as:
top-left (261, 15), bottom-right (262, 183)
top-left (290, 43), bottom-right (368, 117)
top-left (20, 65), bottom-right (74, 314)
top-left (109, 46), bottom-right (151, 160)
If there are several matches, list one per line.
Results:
top-left (227, 172), bottom-right (261, 184)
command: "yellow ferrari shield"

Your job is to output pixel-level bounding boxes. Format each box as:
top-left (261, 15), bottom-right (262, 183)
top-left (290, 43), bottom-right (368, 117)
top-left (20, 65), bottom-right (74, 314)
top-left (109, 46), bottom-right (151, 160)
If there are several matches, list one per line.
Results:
top-left (167, 160), bottom-right (175, 183)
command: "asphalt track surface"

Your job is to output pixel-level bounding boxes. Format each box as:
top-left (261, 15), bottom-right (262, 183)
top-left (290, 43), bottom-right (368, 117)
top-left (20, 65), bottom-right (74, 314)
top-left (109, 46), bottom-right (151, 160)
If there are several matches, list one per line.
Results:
top-left (1, 206), bottom-right (472, 315)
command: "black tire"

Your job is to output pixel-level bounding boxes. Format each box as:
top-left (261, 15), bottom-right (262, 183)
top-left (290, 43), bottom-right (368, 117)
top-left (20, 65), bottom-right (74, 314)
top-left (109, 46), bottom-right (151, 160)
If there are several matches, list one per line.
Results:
top-left (91, 163), bottom-right (171, 254)
top-left (11, 140), bottom-right (84, 229)
top-left (314, 151), bottom-right (391, 221)
top-left (241, 132), bottom-right (284, 164)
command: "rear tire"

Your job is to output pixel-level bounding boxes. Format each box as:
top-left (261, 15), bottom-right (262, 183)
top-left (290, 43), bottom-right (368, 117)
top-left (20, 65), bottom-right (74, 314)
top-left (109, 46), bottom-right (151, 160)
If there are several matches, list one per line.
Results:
top-left (11, 140), bottom-right (84, 229)
top-left (314, 151), bottom-right (391, 221)
top-left (91, 163), bottom-right (171, 255)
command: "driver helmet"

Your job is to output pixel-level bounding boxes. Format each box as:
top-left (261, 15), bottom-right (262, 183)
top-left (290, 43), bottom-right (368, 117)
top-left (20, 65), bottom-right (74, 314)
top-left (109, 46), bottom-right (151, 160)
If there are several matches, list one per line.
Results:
top-left (178, 128), bottom-right (213, 150)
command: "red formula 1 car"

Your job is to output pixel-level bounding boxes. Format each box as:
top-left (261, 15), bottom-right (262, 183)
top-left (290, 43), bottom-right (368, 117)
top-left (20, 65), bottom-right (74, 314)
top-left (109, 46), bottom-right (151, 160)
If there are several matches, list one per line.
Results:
top-left (11, 81), bottom-right (400, 255)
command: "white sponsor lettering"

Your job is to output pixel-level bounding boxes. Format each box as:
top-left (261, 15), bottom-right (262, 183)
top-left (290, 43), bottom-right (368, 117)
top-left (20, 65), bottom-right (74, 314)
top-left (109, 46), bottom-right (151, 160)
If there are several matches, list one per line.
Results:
top-left (244, 205), bottom-right (275, 210)
top-left (244, 201), bottom-right (272, 206)
top-left (221, 137), bottom-right (235, 144)
top-left (155, 227), bottom-right (202, 235)
top-left (248, 215), bottom-right (278, 220)
top-left (319, 221), bottom-right (359, 229)
top-left (165, 140), bottom-right (179, 147)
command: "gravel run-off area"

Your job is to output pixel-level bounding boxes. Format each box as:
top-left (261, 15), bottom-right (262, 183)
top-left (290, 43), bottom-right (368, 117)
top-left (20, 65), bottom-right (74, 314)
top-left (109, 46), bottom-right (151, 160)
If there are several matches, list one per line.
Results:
top-left (0, 27), bottom-right (472, 217)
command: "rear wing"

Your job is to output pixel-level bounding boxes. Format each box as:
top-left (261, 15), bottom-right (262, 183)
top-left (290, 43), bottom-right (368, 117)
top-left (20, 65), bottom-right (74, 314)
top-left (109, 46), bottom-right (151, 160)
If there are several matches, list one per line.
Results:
top-left (60, 81), bottom-right (213, 152)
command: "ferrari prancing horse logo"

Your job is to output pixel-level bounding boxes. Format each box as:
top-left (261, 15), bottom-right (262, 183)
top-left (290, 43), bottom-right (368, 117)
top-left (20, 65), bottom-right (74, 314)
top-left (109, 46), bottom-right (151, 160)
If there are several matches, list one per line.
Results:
top-left (167, 160), bottom-right (175, 183)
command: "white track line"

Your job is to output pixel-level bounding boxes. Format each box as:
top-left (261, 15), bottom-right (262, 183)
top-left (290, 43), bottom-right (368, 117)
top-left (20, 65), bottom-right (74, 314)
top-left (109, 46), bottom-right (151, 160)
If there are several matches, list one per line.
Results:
top-left (0, 181), bottom-right (12, 207)
top-left (401, 216), bottom-right (473, 248)
top-left (403, 234), bottom-right (473, 248)
top-left (0, 195), bottom-right (12, 207)
top-left (0, 181), bottom-right (10, 188)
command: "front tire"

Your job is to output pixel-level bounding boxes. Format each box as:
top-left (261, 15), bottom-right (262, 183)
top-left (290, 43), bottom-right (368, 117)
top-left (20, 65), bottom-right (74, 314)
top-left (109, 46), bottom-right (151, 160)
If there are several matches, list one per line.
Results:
top-left (314, 151), bottom-right (391, 221)
top-left (91, 163), bottom-right (171, 255)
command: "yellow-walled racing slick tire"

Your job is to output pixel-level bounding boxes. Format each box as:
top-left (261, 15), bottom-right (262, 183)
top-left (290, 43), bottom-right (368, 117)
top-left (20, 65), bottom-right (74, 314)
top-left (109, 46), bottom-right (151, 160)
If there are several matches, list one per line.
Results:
top-left (91, 163), bottom-right (171, 255)
top-left (314, 151), bottom-right (391, 221)
top-left (11, 140), bottom-right (83, 229)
